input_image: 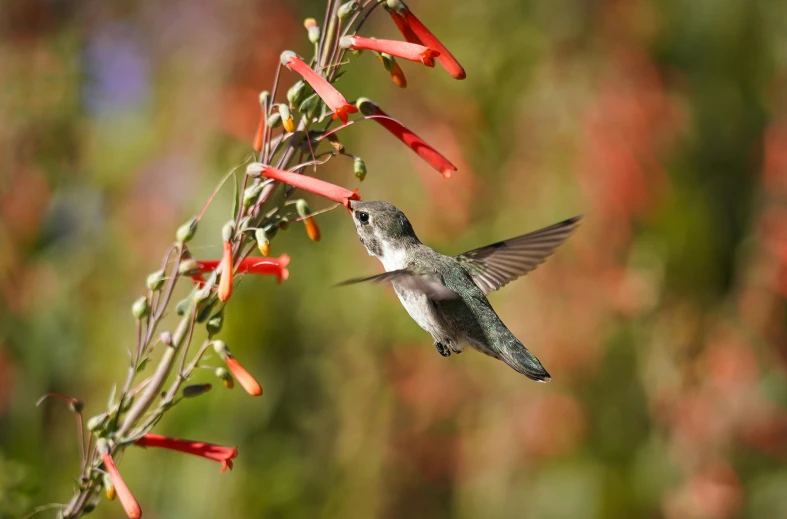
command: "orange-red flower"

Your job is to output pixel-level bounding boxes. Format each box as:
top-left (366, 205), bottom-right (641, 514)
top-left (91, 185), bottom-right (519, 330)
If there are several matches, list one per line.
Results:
top-left (385, 0), bottom-right (465, 79)
top-left (217, 241), bottom-right (233, 302)
top-left (134, 433), bottom-right (239, 473)
top-left (358, 99), bottom-right (457, 179)
top-left (195, 254), bottom-right (290, 284)
top-left (340, 36), bottom-right (439, 67)
top-left (304, 217), bottom-right (321, 241)
top-left (101, 449), bottom-right (141, 519)
top-left (212, 340), bottom-right (263, 396)
top-left (376, 53), bottom-right (407, 88)
top-left (255, 165), bottom-right (361, 208)
top-left (280, 51), bottom-right (359, 124)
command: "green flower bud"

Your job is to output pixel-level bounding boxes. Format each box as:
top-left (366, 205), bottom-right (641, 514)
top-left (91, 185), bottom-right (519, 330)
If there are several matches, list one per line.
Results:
top-left (258, 90), bottom-right (270, 109)
top-left (246, 162), bottom-right (265, 177)
top-left (146, 270), bottom-right (166, 291)
top-left (304, 18), bottom-right (320, 43)
top-left (87, 413), bottom-right (109, 431)
top-left (354, 157), bottom-right (367, 181)
top-left (176, 217), bottom-right (198, 243)
top-left (295, 199), bottom-right (310, 218)
top-left (267, 112), bottom-right (282, 128)
top-left (243, 182), bottom-right (264, 208)
top-left (207, 311), bottom-right (224, 336)
top-left (215, 367), bottom-right (234, 389)
top-left (221, 220), bottom-right (235, 242)
top-left (338, 1), bottom-right (360, 19)
top-left (287, 80), bottom-right (311, 107)
top-left (160, 331), bottom-right (173, 346)
top-left (212, 340), bottom-right (231, 359)
top-left (178, 259), bottom-right (200, 276)
top-left (298, 92), bottom-right (321, 120)
top-left (132, 297), bottom-right (150, 319)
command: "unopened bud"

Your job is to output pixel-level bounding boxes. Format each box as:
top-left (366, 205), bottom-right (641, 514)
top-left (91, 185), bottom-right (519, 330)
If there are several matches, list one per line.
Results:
top-left (304, 18), bottom-right (320, 43)
top-left (160, 331), bottom-right (173, 346)
top-left (146, 270), bottom-right (166, 291)
top-left (120, 396), bottom-right (133, 412)
top-left (267, 112), bottom-right (282, 128)
top-left (207, 312), bottom-right (224, 336)
top-left (104, 474), bottom-right (115, 500)
top-left (221, 220), bottom-right (235, 242)
top-left (279, 104), bottom-right (295, 133)
top-left (212, 340), bottom-right (231, 359)
top-left (132, 297), bottom-right (150, 319)
top-left (255, 228), bottom-right (270, 256)
top-left (178, 259), bottom-right (200, 276)
top-left (176, 295), bottom-right (192, 316)
top-left (215, 367), bottom-right (234, 389)
top-left (287, 80), bottom-right (310, 107)
top-left (243, 183), bottom-right (264, 208)
top-left (355, 97), bottom-right (377, 116)
top-left (176, 217), bottom-right (198, 243)
top-left (196, 298), bottom-right (217, 322)
top-left (298, 93), bottom-right (321, 120)
top-left (295, 199), bottom-right (310, 218)
top-left (354, 157), bottom-right (367, 181)
top-left (69, 399), bottom-right (84, 413)
top-left (87, 413), bottom-right (108, 431)
top-left (258, 90), bottom-right (270, 109)
top-left (182, 383), bottom-right (212, 398)
top-left (278, 217), bottom-right (290, 231)
top-left (338, 0), bottom-right (360, 19)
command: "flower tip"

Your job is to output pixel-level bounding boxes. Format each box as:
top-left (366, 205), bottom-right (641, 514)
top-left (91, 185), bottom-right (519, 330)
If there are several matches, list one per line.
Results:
top-left (221, 448), bottom-right (238, 472)
top-left (442, 167), bottom-right (455, 180)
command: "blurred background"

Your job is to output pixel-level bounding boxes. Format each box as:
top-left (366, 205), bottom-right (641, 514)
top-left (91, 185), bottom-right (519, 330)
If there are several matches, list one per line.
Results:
top-left (2, 0), bottom-right (787, 517)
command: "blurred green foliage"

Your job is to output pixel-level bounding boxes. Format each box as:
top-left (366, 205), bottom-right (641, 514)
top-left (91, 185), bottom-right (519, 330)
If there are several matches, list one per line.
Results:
top-left (2, 0), bottom-right (787, 518)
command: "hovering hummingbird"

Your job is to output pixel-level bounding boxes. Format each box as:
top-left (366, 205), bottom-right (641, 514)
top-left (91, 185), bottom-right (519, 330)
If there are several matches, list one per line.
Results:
top-left (339, 200), bottom-right (582, 381)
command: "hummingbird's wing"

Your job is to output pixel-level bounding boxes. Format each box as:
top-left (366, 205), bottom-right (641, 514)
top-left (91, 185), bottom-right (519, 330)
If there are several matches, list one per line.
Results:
top-left (457, 216), bottom-right (582, 294)
top-left (335, 269), bottom-right (459, 300)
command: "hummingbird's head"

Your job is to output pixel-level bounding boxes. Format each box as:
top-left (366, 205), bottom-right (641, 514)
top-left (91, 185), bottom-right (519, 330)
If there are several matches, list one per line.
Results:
top-left (348, 200), bottom-right (419, 258)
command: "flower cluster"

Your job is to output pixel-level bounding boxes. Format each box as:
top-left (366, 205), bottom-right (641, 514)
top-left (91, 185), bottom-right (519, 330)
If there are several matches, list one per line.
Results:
top-left (56, 1), bottom-right (466, 517)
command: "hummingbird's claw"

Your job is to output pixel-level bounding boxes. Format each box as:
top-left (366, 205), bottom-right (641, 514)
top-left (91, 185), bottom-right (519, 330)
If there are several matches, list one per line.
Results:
top-left (434, 341), bottom-right (451, 357)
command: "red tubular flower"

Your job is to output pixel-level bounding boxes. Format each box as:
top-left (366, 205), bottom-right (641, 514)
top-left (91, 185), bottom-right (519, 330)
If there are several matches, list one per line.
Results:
top-left (217, 241), bottom-right (233, 302)
top-left (256, 165), bottom-right (361, 208)
top-left (101, 450), bottom-right (141, 519)
top-left (340, 36), bottom-right (439, 67)
top-left (134, 434), bottom-right (239, 473)
top-left (280, 51), bottom-right (359, 124)
top-left (195, 254), bottom-right (290, 284)
top-left (386, 0), bottom-right (466, 80)
top-left (358, 99), bottom-right (457, 179)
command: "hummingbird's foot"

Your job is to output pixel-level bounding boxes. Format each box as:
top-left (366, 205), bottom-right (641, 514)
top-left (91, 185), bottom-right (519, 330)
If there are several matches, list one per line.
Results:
top-left (434, 341), bottom-right (451, 357)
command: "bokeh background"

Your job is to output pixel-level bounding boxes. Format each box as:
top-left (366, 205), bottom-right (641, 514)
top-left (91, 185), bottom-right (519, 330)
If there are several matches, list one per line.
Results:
top-left (2, 0), bottom-right (787, 517)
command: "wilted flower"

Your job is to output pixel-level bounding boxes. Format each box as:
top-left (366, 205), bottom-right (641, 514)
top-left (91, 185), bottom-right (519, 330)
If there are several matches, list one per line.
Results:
top-left (134, 433), bottom-right (239, 473)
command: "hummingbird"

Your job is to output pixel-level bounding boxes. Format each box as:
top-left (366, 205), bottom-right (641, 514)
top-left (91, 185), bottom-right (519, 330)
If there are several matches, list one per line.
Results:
top-left (339, 200), bottom-right (582, 381)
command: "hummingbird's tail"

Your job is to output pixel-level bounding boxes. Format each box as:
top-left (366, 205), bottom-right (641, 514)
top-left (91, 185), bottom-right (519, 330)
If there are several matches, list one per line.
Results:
top-left (497, 338), bottom-right (551, 382)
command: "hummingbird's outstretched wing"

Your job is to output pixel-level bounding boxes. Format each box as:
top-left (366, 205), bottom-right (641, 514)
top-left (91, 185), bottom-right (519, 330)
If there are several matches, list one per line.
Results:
top-left (457, 215), bottom-right (582, 294)
top-left (335, 269), bottom-right (459, 300)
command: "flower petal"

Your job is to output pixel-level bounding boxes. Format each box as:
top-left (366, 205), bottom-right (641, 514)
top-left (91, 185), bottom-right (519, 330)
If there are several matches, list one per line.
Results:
top-left (280, 51), bottom-right (357, 124)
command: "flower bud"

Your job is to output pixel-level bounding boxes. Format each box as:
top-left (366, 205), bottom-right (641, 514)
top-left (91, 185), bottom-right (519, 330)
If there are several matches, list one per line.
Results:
top-left (255, 228), bottom-right (270, 256)
top-left (175, 295), bottom-right (192, 316)
top-left (355, 97), bottom-right (377, 116)
top-left (354, 157), bottom-right (368, 181)
top-left (243, 182), bottom-right (264, 208)
top-left (176, 217), bottom-right (198, 243)
top-left (298, 92), bottom-right (321, 120)
top-left (69, 399), bottom-right (84, 413)
top-left (304, 18), bottom-right (320, 43)
top-left (146, 270), bottom-right (166, 291)
top-left (221, 221), bottom-right (235, 242)
top-left (160, 331), bottom-right (173, 346)
top-left (278, 217), bottom-right (290, 231)
top-left (215, 367), bottom-right (235, 389)
top-left (386, 0), bottom-right (407, 12)
top-left (212, 340), bottom-right (231, 359)
top-left (304, 217), bottom-right (321, 242)
top-left (376, 53), bottom-right (406, 88)
top-left (120, 396), bottom-right (133, 412)
top-left (104, 474), bottom-right (115, 500)
top-left (87, 413), bottom-right (109, 431)
top-left (196, 298), bottom-right (217, 322)
top-left (178, 259), bottom-right (200, 276)
top-left (206, 312), bottom-right (224, 336)
top-left (338, 0), bottom-right (360, 19)
top-left (295, 199), bottom-right (310, 218)
top-left (258, 90), bottom-right (270, 109)
top-left (267, 112), bottom-right (282, 128)
top-left (182, 383), bottom-right (212, 398)
top-left (278, 104), bottom-right (295, 133)
top-left (132, 297), bottom-right (150, 319)
top-left (287, 80), bottom-right (310, 107)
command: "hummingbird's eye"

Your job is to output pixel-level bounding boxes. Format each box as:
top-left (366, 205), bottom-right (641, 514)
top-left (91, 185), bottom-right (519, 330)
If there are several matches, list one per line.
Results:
top-left (356, 211), bottom-right (370, 225)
